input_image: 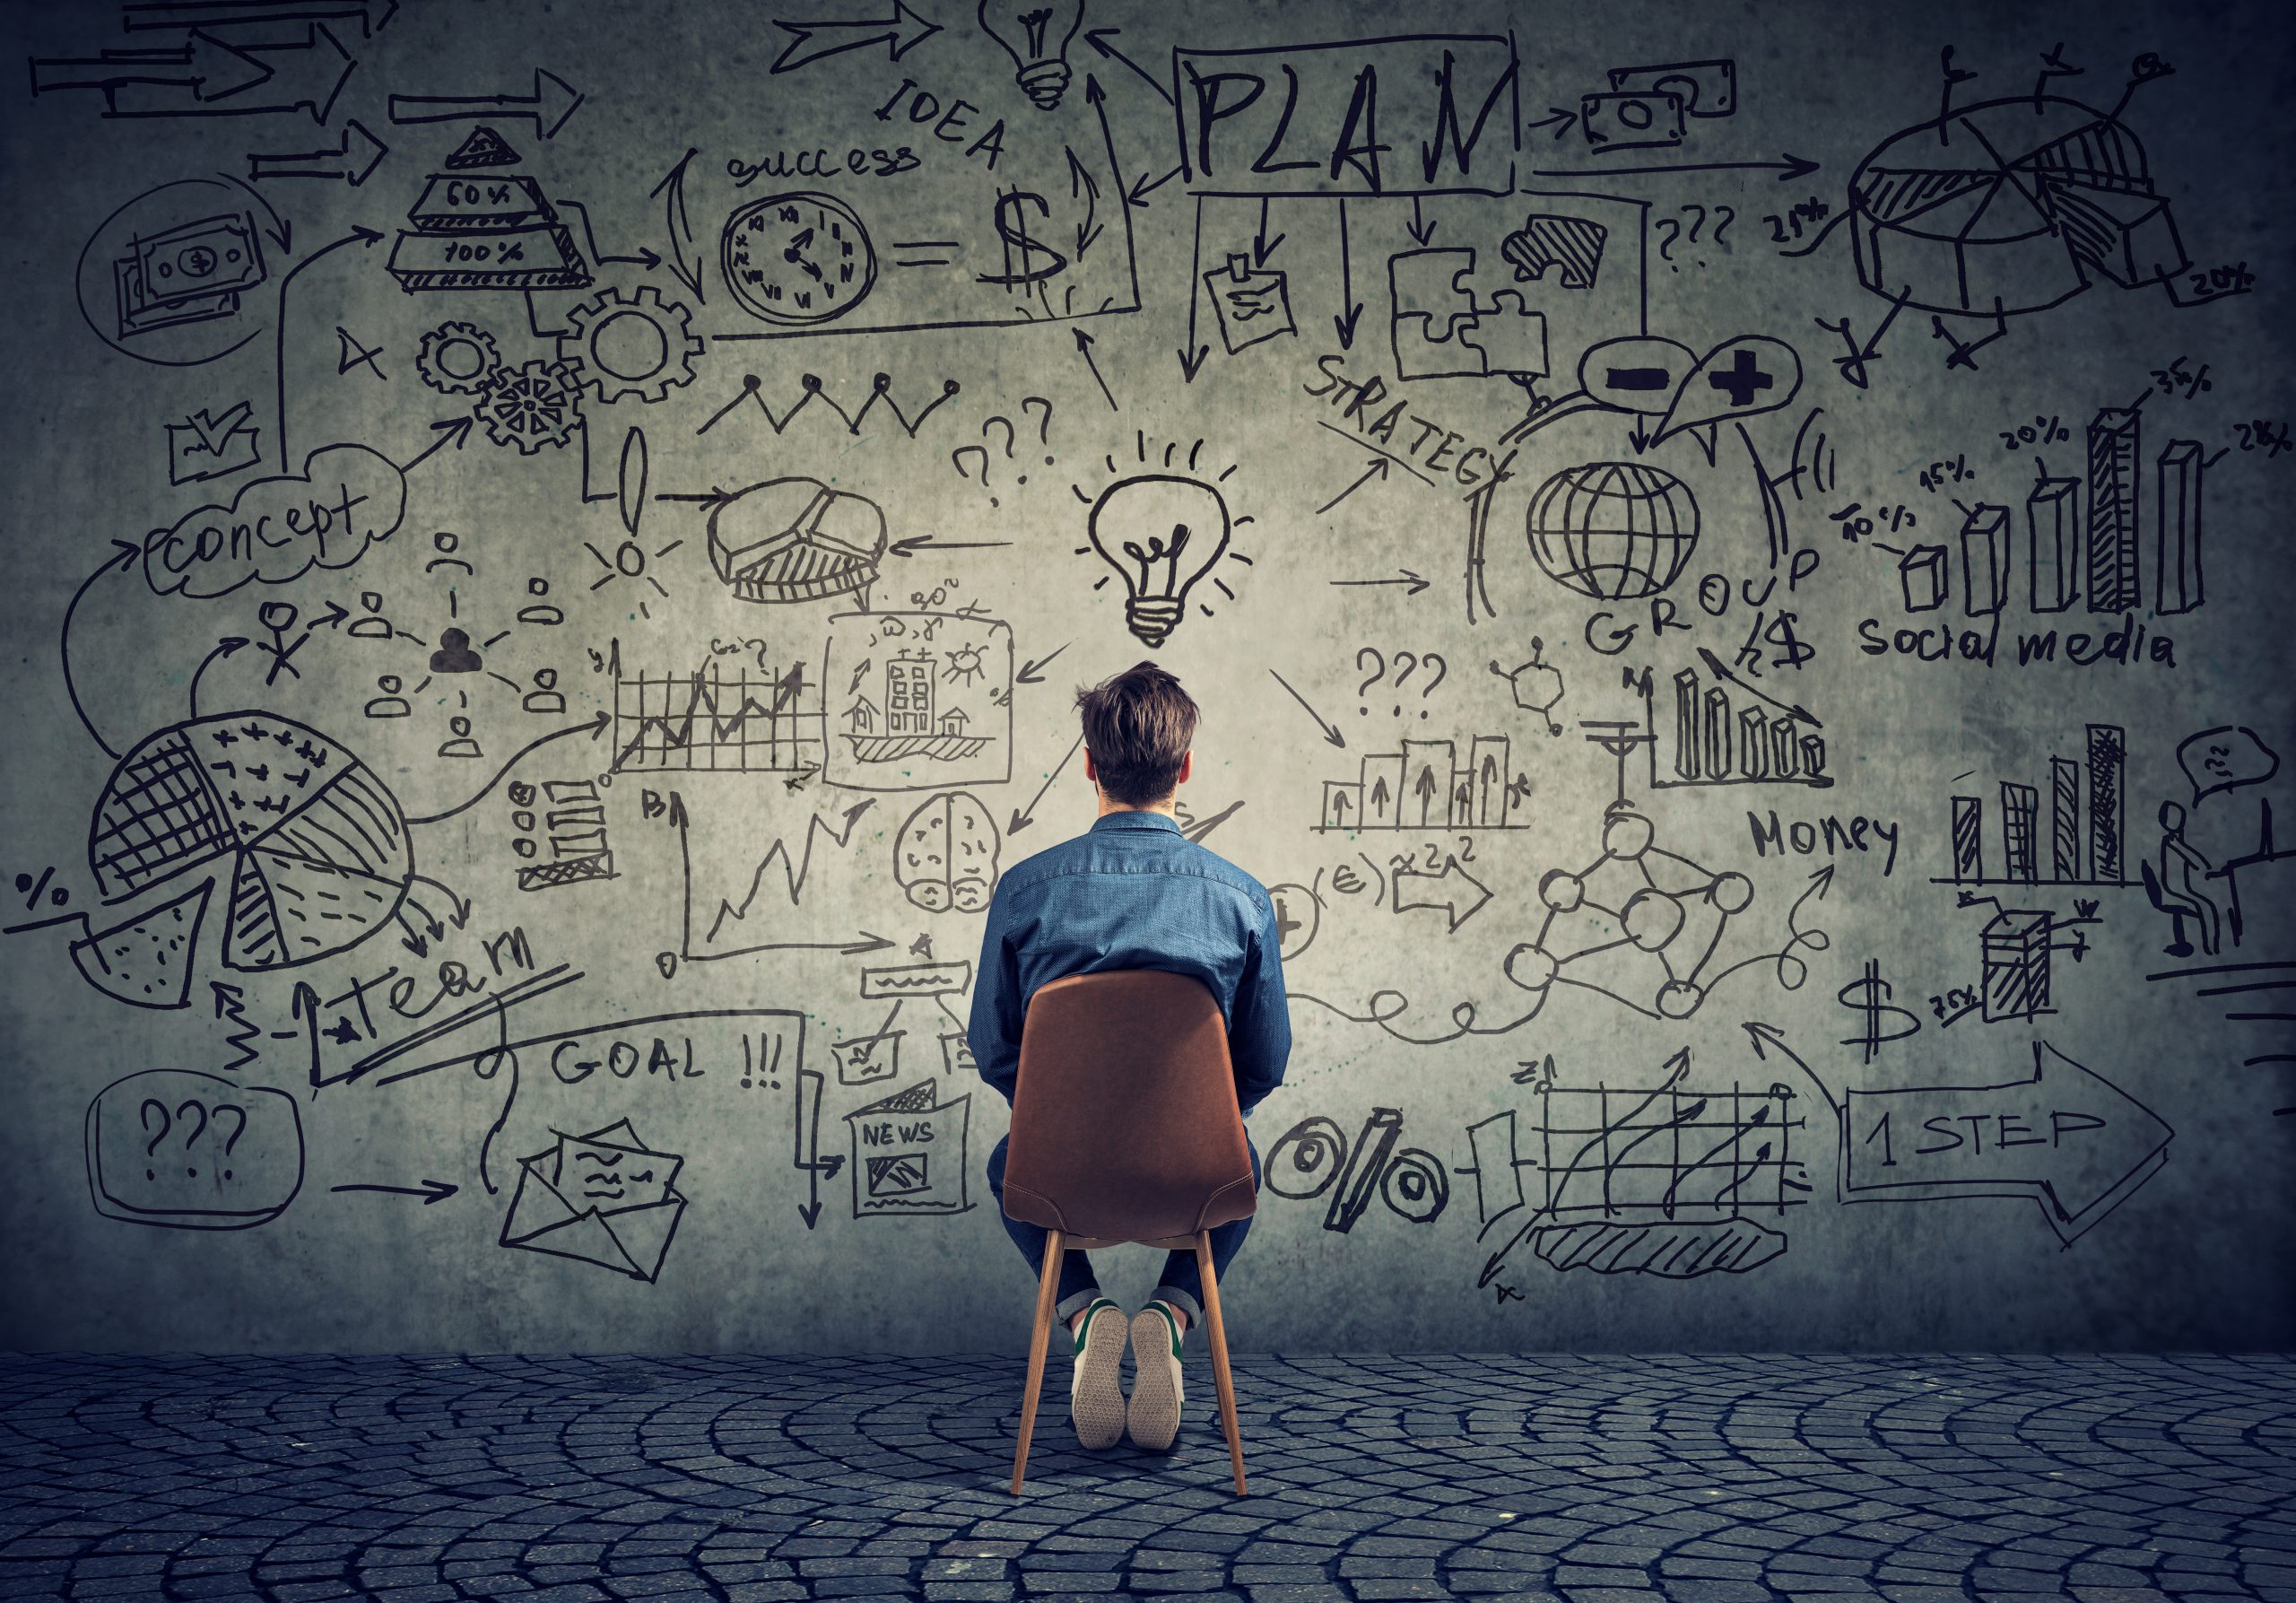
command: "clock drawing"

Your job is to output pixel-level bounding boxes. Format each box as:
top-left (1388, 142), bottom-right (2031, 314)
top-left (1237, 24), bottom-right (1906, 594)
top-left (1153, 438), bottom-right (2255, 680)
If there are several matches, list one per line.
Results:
top-left (722, 192), bottom-right (878, 327)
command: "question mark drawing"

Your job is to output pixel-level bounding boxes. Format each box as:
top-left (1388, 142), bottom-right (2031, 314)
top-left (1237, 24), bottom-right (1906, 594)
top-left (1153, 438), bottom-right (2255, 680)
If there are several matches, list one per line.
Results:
top-left (141, 1098), bottom-right (170, 1180)
top-left (213, 1104), bottom-right (247, 1181)
top-left (952, 445), bottom-right (997, 507)
top-left (1020, 396), bottom-right (1055, 460)
top-left (1712, 205), bottom-right (1734, 253)
top-left (1392, 650), bottom-right (1417, 714)
top-left (1355, 647), bottom-right (1386, 712)
top-left (982, 416), bottom-right (1016, 459)
top-left (1421, 652), bottom-right (1448, 698)
top-left (1656, 215), bottom-right (1681, 269)
top-left (175, 1099), bottom-right (209, 1177)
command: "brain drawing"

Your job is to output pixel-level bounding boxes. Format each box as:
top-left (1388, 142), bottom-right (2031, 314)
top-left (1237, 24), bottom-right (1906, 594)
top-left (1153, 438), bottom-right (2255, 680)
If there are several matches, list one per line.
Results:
top-left (894, 792), bottom-right (1000, 913)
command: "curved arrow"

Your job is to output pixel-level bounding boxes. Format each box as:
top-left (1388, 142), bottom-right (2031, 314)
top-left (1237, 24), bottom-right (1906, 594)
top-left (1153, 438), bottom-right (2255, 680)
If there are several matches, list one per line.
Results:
top-left (59, 541), bottom-right (144, 760)
top-left (274, 223), bottom-right (386, 470)
top-left (187, 637), bottom-right (250, 721)
top-left (403, 710), bottom-right (608, 827)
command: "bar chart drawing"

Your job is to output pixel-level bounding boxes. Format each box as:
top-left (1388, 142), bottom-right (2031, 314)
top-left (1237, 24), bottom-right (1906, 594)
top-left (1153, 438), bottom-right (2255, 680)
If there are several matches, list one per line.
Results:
top-left (1885, 407), bottom-right (2209, 619)
top-left (1935, 722), bottom-right (2135, 887)
top-left (1587, 650), bottom-right (1832, 793)
top-left (2087, 407), bottom-right (2142, 612)
top-left (1316, 734), bottom-right (1532, 832)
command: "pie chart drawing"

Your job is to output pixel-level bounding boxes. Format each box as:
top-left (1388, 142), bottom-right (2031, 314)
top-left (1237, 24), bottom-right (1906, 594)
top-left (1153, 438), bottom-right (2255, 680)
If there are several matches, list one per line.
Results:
top-left (1848, 95), bottom-right (2188, 319)
top-left (88, 712), bottom-right (413, 971)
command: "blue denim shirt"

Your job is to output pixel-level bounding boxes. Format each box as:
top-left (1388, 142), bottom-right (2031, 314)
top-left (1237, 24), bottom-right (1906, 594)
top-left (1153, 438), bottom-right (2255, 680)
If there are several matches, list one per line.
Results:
top-left (968, 810), bottom-right (1291, 1114)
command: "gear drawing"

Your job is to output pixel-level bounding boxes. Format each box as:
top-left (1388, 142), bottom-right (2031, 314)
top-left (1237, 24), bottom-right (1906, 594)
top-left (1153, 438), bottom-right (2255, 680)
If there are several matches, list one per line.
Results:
top-left (414, 321), bottom-right (501, 396)
top-left (558, 284), bottom-right (703, 405)
top-left (475, 358), bottom-right (583, 453)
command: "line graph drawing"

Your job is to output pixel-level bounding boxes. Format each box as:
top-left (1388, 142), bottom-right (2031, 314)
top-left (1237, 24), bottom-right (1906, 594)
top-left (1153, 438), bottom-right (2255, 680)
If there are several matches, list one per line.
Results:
top-left (1473, 1047), bottom-right (1807, 1285)
top-left (611, 658), bottom-right (824, 774)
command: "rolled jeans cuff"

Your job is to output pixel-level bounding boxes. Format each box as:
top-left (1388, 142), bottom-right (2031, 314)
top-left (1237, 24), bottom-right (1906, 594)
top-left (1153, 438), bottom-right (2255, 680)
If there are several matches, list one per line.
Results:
top-left (1151, 1285), bottom-right (1203, 1339)
top-left (1055, 1288), bottom-right (1104, 1327)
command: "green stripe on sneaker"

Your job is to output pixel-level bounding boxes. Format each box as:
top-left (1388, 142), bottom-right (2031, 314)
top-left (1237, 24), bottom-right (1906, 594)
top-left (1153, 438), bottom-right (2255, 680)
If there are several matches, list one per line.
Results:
top-left (1152, 1302), bottom-right (1181, 1357)
top-left (1072, 1298), bottom-right (1120, 1357)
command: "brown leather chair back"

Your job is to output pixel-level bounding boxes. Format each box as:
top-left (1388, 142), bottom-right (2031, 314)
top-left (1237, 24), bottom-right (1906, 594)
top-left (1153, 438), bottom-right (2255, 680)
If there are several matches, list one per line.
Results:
top-left (1001, 970), bottom-right (1257, 1242)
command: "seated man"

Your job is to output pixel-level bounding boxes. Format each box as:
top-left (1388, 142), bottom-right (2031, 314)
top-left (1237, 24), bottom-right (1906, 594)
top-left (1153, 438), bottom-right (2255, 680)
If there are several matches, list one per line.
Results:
top-left (970, 662), bottom-right (1289, 1452)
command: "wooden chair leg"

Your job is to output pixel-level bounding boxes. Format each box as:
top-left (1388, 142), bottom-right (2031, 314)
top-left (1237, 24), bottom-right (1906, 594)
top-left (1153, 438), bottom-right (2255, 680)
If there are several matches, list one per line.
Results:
top-left (1194, 1232), bottom-right (1247, 1496)
top-left (1010, 1227), bottom-right (1063, 1495)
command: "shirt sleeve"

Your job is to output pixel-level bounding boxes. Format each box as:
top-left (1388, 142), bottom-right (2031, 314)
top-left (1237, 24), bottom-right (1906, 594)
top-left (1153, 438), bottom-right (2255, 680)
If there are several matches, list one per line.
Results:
top-left (1228, 887), bottom-right (1292, 1116)
top-left (968, 880), bottom-right (1026, 1105)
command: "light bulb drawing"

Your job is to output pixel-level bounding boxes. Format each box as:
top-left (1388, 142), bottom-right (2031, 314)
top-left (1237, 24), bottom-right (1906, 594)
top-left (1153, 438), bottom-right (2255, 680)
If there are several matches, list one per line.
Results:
top-left (978, 0), bottom-right (1084, 110)
top-left (1085, 474), bottom-right (1232, 648)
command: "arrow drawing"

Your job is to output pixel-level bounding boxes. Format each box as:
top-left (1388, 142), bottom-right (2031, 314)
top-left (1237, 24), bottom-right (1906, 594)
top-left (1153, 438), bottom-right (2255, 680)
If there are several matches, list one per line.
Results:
top-left (1016, 642), bottom-right (1072, 684)
top-left (331, 1180), bottom-right (457, 1204)
top-left (122, 0), bottom-right (401, 38)
top-left (670, 793), bottom-right (892, 968)
top-left (30, 22), bottom-right (356, 122)
top-left (247, 116), bottom-right (387, 183)
top-left (1393, 855), bottom-right (1492, 932)
top-left (1534, 152), bottom-right (1821, 181)
top-left (1082, 27), bottom-right (1173, 106)
top-left (1314, 457), bottom-right (1391, 515)
top-left (1073, 329), bottom-right (1118, 410)
top-left (387, 67), bottom-right (583, 139)
top-left (1745, 1025), bottom-right (2171, 1245)
top-left (770, 1), bottom-right (940, 74)
top-left (274, 223), bottom-right (386, 469)
top-left (649, 148), bottom-right (708, 302)
top-left (794, 1067), bottom-right (846, 1228)
top-left (402, 710), bottom-right (608, 827)
top-left (1329, 569), bottom-right (1430, 596)
top-left (1008, 734), bottom-right (1085, 834)
top-left (1269, 670), bottom-right (1345, 749)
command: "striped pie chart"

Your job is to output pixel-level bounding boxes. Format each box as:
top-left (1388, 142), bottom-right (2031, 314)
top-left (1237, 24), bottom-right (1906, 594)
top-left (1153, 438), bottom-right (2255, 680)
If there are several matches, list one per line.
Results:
top-left (89, 712), bottom-right (412, 971)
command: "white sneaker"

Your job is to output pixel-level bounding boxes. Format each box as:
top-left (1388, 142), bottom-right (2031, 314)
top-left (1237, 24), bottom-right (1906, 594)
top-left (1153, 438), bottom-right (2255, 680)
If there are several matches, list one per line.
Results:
top-left (1126, 1302), bottom-right (1185, 1451)
top-left (1068, 1298), bottom-right (1126, 1450)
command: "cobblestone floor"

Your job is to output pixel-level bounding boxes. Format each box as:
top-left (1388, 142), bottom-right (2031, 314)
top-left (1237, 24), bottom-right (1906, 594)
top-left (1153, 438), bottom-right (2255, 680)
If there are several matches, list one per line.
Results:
top-left (1, 1353), bottom-right (2292, 1602)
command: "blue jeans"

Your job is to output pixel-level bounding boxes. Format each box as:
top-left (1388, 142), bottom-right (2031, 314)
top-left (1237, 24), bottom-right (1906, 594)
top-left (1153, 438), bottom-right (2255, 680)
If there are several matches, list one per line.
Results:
top-left (987, 1134), bottom-right (1259, 1342)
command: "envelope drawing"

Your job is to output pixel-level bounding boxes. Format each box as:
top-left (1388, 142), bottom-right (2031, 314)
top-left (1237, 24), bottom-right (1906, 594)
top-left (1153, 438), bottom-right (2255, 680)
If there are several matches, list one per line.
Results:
top-left (499, 1118), bottom-right (687, 1280)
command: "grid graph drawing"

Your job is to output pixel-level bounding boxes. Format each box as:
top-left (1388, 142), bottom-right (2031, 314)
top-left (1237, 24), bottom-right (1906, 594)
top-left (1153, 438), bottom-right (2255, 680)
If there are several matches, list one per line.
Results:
top-left (612, 665), bottom-right (826, 774)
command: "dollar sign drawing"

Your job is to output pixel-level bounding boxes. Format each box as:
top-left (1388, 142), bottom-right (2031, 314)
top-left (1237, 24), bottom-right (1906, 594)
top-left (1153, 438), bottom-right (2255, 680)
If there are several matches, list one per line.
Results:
top-left (1837, 958), bottom-right (1920, 1065)
top-left (976, 191), bottom-right (1069, 287)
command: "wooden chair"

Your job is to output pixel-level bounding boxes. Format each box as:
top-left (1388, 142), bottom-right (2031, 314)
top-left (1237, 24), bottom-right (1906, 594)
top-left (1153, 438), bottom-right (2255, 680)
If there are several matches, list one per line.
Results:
top-left (999, 970), bottom-right (1256, 1496)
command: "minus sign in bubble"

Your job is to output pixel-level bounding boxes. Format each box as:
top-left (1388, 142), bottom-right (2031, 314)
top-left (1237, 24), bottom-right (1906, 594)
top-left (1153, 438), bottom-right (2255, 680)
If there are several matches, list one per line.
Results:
top-left (1605, 367), bottom-right (1675, 390)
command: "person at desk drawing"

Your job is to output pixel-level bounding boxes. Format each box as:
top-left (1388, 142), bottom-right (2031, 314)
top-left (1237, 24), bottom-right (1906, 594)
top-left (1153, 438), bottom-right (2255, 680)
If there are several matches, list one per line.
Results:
top-left (2150, 800), bottom-right (2222, 958)
top-left (970, 662), bottom-right (1290, 1453)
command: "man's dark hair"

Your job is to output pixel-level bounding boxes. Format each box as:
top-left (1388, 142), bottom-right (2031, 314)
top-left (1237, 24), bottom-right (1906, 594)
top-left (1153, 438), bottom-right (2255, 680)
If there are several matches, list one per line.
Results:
top-left (1075, 661), bottom-right (1199, 805)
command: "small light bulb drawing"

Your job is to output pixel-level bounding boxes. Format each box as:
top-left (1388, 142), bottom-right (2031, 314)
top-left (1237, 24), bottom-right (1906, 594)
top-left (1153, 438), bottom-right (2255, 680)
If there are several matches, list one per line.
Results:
top-left (1085, 474), bottom-right (1231, 647)
top-left (978, 0), bottom-right (1084, 110)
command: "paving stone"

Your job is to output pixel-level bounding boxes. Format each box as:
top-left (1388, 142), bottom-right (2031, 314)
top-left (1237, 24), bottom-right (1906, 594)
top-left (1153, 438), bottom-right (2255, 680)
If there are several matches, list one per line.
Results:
top-left (0, 1355), bottom-right (2287, 1601)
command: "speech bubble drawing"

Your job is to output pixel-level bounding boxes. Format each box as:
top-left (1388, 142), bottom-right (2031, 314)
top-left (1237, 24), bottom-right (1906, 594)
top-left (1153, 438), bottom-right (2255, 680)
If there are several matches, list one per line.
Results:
top-left (144, 444), bottom-right (407, 598)
top-left (1649, 335), bottom-right (1803, 444)
top-left (2179, 726), bottom-right (2281, 805)
top-left (86, 1069), bottom-right (302, 1230)
top-left (1577, 335), bottom-right (1698, 416)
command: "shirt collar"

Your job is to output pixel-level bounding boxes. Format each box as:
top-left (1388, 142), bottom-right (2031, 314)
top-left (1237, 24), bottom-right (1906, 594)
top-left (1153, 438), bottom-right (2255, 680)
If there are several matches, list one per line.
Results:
top-left (1090, 810), bottom-right (1182, 834)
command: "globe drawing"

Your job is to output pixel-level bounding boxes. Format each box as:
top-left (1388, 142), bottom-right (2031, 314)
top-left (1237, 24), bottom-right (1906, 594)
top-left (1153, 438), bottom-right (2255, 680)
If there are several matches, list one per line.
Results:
top-left (1525, 462), bottom-right (1700, 600)
top-left (1848, 95), bottom-right (2187, 318)
top-left (90, 712), bottom-right (413, 971)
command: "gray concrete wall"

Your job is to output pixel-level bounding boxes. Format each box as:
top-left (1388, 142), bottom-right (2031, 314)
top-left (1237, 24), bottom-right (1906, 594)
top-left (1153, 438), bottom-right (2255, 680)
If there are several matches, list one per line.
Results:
top-left (1, 0), bottom-right (2291, 1354)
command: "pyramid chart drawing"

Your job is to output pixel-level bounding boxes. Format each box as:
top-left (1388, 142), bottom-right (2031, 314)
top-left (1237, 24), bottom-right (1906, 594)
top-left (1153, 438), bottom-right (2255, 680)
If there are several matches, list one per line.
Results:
top-left (1848, 95), bottom-right (2189, 318)
top-left (89, 712), bottom-right (413, 971)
